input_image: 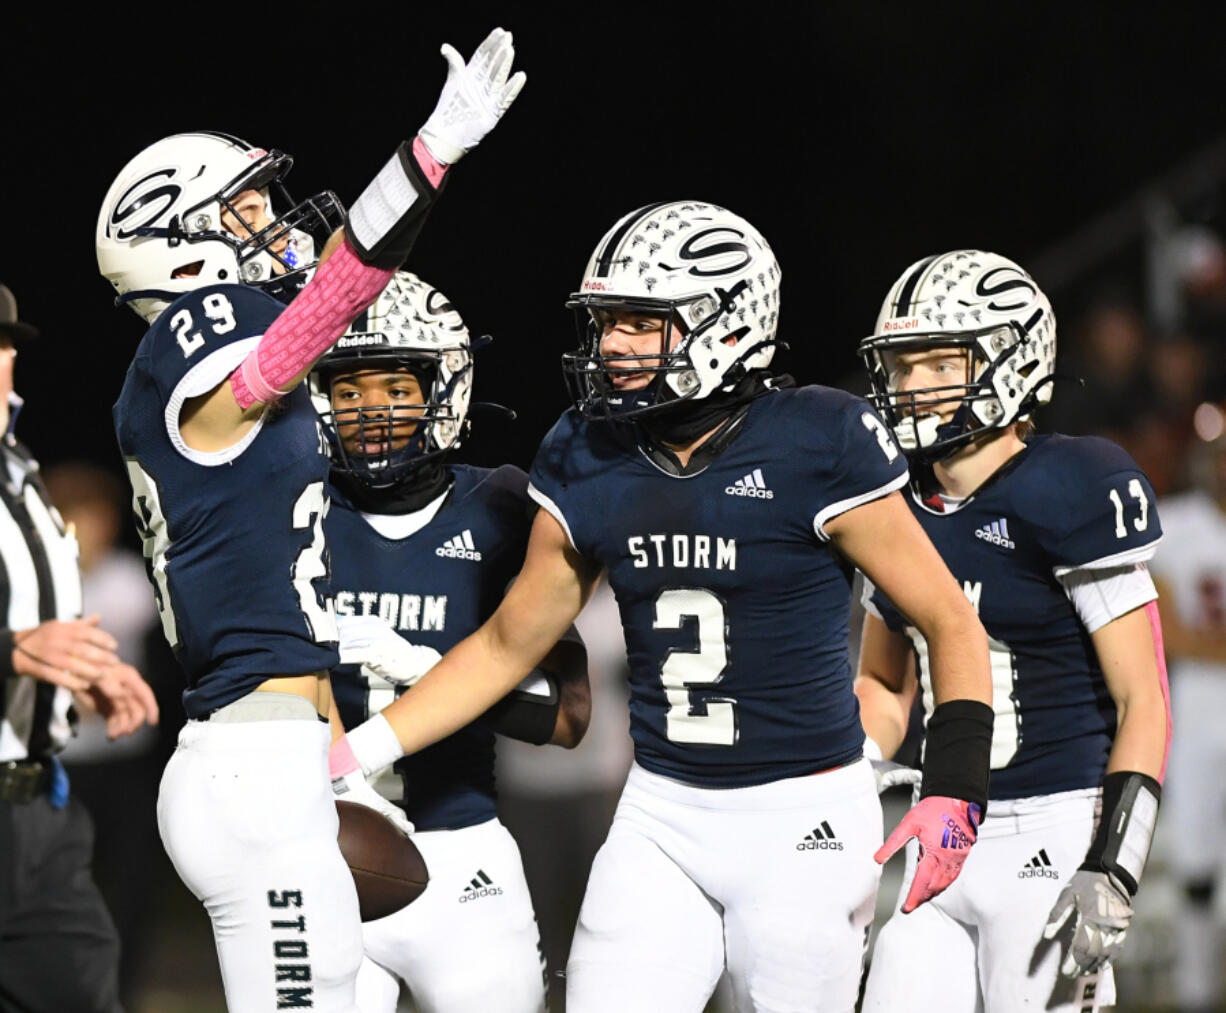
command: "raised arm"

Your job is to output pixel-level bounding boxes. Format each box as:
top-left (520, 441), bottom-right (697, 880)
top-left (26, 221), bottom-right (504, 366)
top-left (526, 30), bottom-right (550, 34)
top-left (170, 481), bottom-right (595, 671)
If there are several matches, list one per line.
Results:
top-left (180, 28), bottom-right (526, 452)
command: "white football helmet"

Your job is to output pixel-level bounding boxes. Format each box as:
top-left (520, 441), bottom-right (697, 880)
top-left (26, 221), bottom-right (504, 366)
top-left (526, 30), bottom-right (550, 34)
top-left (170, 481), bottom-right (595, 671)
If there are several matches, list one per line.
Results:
top-left (859, 250), bottom-right (1057, 461)
top-left (96, 131), bottom-right (345, 323)
top-left (562, 201), bottom-right (781, 419)
top-left (312, 271), bottom-right (478, 489)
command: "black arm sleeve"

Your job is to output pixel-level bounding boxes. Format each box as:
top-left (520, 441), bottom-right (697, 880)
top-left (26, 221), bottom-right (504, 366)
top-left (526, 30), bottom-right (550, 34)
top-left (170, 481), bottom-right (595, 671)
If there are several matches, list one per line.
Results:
top-left (919, 699), bottom-right (994, 813)
top-left (481, 671), bottom-right (562, 746)
top-left (344, 141), bottom-right (446, 269)
top-left (481, 636), bottom-right (589, 746)
top-left (0, 628), bottom-right (15, 679)
top-left (1080, 770), bottom-right (1161, 895)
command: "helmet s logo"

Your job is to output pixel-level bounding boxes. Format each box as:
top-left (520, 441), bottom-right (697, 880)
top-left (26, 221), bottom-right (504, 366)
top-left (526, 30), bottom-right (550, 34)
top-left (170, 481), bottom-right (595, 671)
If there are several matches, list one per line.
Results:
top-left (109, 168), bottom-right (182, 241)
top-left (677, 227), bottom-right (752, 277)
top-left (424, 288), bottom-right (462, 330)
top-left (975, 267), bottom-right (1036, 313)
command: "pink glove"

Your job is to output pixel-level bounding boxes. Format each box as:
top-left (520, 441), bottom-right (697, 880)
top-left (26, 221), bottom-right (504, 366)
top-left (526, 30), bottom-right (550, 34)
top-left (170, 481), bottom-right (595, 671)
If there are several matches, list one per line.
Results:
top-left (875, 796), bottom-right (981, 913)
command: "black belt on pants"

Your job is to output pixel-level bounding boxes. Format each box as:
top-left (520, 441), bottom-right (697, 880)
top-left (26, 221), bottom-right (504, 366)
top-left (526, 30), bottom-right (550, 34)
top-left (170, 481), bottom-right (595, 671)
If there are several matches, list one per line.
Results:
top-left (0, 760), bottom-right (51, 804)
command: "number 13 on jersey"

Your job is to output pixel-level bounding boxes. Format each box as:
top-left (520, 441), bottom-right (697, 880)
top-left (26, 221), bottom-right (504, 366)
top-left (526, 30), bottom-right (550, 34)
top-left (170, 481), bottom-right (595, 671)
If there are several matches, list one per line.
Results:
top-left (653, 587), bottom-right (738, 746)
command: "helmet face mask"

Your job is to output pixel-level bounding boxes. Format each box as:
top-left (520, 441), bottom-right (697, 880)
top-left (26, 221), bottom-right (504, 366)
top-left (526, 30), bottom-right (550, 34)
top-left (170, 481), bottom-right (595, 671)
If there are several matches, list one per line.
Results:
top-left (561, 202), bottom-right (781, 421)
top-left (860, 251), bottom-right (1056, 463)
top-left (97, 132), bottom-right (345, 323)
top-left (311, 272), bottom-right (475, 490)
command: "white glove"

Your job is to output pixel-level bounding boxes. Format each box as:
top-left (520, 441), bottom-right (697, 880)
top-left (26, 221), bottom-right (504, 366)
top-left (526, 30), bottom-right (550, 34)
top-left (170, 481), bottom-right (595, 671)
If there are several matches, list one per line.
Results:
top-left (1042, 869), bottom-right (1134, 976)
top-left (871, 759), bottom-right (923, 795)
top-left (331, 768), bottom-right (415, 837)
top-left (862, 736), bottom-right (922, 794)
top-left (419, 27), bottom-right (526, 164)
top-left (337, 615), bottom-right (441, 686)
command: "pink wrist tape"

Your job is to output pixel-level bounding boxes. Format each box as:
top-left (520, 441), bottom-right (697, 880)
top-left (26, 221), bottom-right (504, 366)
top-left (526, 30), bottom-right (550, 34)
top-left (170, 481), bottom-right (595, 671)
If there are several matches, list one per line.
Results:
top-left (329, 735), bottom-right (360, 779)
top-left (412, 135), bottom-right (448, 189)
top-left (230, 238), bottom-right (395, 410)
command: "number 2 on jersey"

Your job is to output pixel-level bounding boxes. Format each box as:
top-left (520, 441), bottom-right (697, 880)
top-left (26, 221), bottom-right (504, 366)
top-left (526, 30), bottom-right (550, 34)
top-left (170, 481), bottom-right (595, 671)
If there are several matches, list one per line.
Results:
top-left (125, 459), bottom-right (179, 649)
top-left (653, 588), bottom-right (738, 746)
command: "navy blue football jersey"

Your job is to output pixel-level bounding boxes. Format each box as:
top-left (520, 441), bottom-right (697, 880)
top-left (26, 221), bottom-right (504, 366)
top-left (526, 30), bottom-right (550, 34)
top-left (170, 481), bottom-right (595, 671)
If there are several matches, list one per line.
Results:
top-left (328, 464), bottom-right (533, 831)
top-left (113, 284), bottom-right (338, 719)
top-left (529, 386), bottom-right (908, 788)
top-left (869, 434), bottom-right (1162, 798)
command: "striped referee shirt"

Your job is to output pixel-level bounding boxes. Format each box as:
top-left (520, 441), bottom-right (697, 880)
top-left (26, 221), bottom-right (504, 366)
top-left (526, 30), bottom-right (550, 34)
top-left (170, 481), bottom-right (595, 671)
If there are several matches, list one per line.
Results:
top-left (0, 436), bottom-right (82, 762)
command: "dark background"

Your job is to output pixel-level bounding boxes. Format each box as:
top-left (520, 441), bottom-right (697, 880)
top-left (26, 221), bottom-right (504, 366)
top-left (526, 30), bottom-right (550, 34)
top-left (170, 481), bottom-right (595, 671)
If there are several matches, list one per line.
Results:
top-left (3, 5), bottom-right (1224, 477)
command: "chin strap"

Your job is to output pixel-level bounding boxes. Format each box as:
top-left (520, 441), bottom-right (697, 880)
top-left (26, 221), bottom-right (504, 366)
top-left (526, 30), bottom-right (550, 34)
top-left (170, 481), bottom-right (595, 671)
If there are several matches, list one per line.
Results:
top-left (639, 370), bottom-right (788, 445)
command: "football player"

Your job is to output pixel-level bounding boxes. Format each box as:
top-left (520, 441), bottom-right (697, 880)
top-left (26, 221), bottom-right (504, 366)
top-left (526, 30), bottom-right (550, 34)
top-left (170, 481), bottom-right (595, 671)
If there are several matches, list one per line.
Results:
top-left (96, 29), bottom-right (525, 1013)
top-left (313, 270), bottom-right (589, 1013)
top-left (855, 251), bottom-right (1171, 1012)
top-left (329, 203), bottom-right (996, 1011)
top-left (1149, 416), bottom-right (1226, 1013)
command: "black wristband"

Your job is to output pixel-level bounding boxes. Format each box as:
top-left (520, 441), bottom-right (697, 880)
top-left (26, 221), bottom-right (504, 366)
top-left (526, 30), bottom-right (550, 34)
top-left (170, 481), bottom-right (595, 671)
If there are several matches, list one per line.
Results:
top-left (1080, 770), bottom-right (1161, 896)
top-left (0, 629), bottom-right (16, 680)
top-left (919, 699), bottom-right (993, 812)
top-left (480, 671), bottom-right (561, 746)
top-left (344, 141), bottom-right (443, 269)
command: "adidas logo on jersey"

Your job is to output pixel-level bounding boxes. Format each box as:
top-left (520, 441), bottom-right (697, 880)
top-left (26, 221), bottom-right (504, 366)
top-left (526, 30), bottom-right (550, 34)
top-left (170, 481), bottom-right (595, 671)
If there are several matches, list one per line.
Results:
top-left (725, 468), bottom-right (773, 499)
top-left (1018, 849), bottom-right (1060, 880)
top-left (436, 530), bottom-right (482, 561)
top-left (975, 517), bottom-right (1015, 550)
top-left (796, 821), bottom-right (843, 851)
top-left (458, 869), bottom-right (503, 903)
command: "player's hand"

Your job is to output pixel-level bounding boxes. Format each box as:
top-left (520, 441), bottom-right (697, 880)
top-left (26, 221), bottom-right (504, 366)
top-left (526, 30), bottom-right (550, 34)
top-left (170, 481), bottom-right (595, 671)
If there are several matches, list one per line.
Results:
top-left (337, 615), bottom-right (441, 686)
top-left (871, 758), bottom-right (922, 795)
top-left (75, 662), bottom-right (160, 739)
top-left (418, 27), bottom-right (526, 164)
top-left (330, 768), bottom-right (415, 837)
top-left (1042, 869), bottom-right (1133, 977)
top-left (11, 615), bottom-right (120, 691)
top-left (875, 795), bottom-right (981, 913)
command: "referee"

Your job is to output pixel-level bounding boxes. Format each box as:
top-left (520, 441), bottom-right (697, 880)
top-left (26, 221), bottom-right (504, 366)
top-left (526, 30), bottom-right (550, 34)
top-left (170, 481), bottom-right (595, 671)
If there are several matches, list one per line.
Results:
top-left (0, 283), bottom-right (157, 1012)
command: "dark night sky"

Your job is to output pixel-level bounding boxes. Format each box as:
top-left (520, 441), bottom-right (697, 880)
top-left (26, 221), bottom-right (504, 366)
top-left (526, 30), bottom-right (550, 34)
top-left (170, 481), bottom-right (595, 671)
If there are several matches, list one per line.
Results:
top-left (4, 4), bottom-right (1223, 478)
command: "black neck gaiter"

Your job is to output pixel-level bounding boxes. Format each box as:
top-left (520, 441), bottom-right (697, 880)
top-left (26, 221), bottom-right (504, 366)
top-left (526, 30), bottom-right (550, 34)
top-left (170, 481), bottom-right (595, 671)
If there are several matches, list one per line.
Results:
top-left (638, 370), bottom-right (781, 446)
top-left (329, 459), bottom-right (452, 515)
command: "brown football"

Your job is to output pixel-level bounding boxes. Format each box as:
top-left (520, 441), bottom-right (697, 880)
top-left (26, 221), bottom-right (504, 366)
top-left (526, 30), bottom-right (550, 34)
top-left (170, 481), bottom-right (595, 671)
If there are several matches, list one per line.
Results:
top-left (335, 800), bottom-right (429, 921)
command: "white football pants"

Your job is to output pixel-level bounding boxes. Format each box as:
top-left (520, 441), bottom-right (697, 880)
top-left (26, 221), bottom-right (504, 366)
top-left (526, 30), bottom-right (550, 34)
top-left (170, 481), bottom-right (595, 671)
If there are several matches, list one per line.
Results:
top-left (862, 788), bottom-right (1116, 1013)
top-left (1162, 667), bottom-right (1226, 1009)
top-left (157, 694), bottom-right (363, 1013)
top-left (566, 759), bottom-right (882, 1013)
top-left (355, 817), bottom-right (545, 1013)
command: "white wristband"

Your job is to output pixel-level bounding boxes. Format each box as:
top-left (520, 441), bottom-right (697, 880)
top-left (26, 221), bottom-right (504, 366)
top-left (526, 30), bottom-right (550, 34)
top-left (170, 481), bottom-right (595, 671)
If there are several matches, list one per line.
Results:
top-left (863, 736), bottom-right (884, 762)
top-left (348, 712), bottom-right (404, 777)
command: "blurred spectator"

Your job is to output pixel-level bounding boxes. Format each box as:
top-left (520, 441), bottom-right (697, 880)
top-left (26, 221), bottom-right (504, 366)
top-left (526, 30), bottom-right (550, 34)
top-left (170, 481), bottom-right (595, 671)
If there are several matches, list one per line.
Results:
top-left (1156, 225), bottom-right (1226, 402)
top-left (496, 581), bottom-right (633, 1011)
top-left (1043, 299), bottom-right (1156, 439)
top-left (43, 461), bottom-right (181, 1010)
top-left (1168, 227), bottom-right (1226, 323)
top-left (1148, 407), bottom-right (1226, 1013)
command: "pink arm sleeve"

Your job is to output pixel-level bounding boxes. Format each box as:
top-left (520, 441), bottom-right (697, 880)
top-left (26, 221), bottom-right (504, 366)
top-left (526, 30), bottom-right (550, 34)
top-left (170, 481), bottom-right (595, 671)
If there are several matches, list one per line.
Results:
top-left (1143, 599), bottom-right (1173, 783)
top-left (229, 139), bottom-right (449, 410)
